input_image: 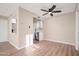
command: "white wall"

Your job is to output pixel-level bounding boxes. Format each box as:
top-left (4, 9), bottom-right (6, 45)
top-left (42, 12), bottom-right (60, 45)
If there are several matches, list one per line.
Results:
top-left (0, 16), bottom-right (8, 42)
top-left (44, 12), bottom-right (75, 45)
top-left (8, 7), bottom-right (37, 49)
top-left (18, 7), bottom-right (36, 48)
top-left (8, 8), bottom-right (19, 49)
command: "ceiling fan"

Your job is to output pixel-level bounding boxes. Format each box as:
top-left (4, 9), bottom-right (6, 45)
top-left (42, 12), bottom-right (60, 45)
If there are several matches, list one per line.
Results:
top-left (40, 5), bottom-right (62, 16)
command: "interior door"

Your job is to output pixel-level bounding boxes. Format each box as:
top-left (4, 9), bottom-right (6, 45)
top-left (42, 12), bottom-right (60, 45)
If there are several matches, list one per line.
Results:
top-left (0, 19), bottom-right (8, 42)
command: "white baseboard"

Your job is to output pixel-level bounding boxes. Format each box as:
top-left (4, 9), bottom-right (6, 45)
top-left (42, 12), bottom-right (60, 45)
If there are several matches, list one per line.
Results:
top-left (9, 41), bottom-right (25, 50)
top-left (45, 39), bottom-right (75, 46)
top-left (19, 45), bottom-right (26, 49)
top-left (0, 40), bottom-right (8, 42)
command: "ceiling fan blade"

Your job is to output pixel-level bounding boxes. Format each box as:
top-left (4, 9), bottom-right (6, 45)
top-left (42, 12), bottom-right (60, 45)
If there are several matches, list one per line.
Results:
top-left (50, 13), bottom-right (53, 16)
top-left (52, 10), bottom-right (62, 13)
top-left (42, 13), bottom-right (49, 16)
top-left (50, 5), bottom-right (56, 10)
top-left (40, 9), bottom-right (49, 12)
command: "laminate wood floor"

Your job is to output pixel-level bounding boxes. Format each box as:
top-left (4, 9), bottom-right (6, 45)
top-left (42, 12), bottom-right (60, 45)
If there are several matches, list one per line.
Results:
top-left (0, 40), bottom-right (79, 56)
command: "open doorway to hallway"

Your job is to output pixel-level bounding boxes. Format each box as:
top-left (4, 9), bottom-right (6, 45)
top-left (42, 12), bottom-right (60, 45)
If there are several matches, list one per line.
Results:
top-left (33, 17), bottom-right (39, 44)
top-left (33, 17), bottom-right (43, 44)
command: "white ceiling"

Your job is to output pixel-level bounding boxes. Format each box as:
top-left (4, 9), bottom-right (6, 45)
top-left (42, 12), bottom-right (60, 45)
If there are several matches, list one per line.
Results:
top-left (0, 3), bottom-right (77, 18)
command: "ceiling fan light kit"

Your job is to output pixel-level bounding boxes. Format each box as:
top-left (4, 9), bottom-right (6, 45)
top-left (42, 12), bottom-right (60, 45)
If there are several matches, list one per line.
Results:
top-left (40, 5), bottom-right (62, 16)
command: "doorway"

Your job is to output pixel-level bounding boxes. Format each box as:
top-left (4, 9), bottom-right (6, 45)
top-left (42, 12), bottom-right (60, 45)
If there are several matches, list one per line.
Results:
top-left (33, 17), bottom-right (39, 44)
top-left (33, 17), bottom-right (43, 44)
